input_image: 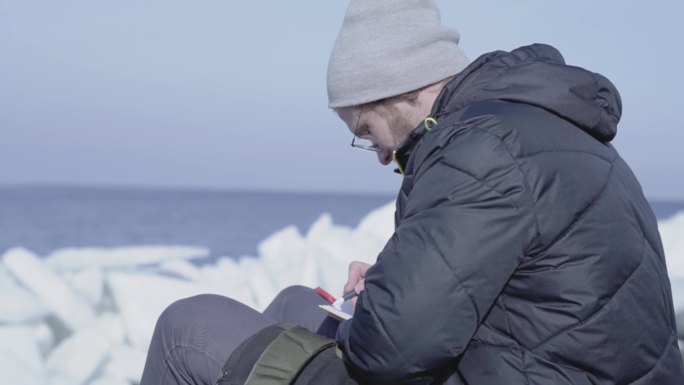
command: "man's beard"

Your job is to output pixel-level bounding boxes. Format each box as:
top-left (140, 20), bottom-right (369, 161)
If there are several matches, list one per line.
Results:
top-left (388, 108), bottom-right (421, 148)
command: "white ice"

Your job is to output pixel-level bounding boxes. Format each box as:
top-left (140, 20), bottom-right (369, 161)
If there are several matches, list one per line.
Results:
top-left (45, 246), bottom-right (210, 272)
top-left (3, 248), bottom-right (96, 331)
top-left (0, 202), bottom-right (682, 385)
top-left (659, 211), bottom-right (684, 280)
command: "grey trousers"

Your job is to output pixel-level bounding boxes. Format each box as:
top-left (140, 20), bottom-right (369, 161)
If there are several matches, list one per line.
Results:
top-left (140, 285), bottom-right (339, 385)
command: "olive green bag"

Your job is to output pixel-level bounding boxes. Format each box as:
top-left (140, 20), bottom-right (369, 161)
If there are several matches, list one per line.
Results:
top-left (215, 323), bottom-right (358, 385)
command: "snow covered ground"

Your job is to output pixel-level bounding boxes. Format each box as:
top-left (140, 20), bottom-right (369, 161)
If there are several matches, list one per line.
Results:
top-left (1, 203), bottom-right (683, 385)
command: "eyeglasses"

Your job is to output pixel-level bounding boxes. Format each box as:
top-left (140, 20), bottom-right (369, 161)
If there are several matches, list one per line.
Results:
top-left (350, 109), bottom-right (380, 152)
top-left (351, 135), bottom-right (380, 152)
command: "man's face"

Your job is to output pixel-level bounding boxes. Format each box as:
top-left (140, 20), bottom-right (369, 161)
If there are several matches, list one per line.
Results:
top-left (336, 99), bottom-right (420, 166)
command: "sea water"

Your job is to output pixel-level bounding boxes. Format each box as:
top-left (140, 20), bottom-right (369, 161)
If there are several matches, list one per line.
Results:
top-left (2, 185), bottom-right (683, 259)
top-left (0, 185), bottom-right (394, 260)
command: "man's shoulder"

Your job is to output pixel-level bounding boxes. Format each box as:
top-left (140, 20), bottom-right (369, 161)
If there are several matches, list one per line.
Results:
top-left (412, 101), bottom-right (531, 175)
top-left (406, 105), bottom-right (530, 198)
top-left (424, 99), bottom-right (616, 170)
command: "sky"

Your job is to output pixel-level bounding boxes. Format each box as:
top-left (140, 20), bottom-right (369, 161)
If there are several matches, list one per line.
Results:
top-left (1, 1), bottom-right (683, 199)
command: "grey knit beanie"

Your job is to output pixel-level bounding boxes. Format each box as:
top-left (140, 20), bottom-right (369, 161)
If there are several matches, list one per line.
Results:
top-left (327, 0), bottom-right (469, 108)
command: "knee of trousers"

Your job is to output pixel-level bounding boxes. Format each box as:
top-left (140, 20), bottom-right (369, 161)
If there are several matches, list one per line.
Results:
top-left (273, 285), bottom-right (318, 302)
top-left (155, 294), bottom-right (237, 333)
top-left (269, 285), bottom-right (318, 308)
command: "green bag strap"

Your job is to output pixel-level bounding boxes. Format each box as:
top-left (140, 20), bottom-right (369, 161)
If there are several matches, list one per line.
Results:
top-left (244, 324), bottom-right (337, 385)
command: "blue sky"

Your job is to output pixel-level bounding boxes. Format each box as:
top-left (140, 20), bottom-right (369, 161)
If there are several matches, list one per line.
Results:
top-left (1, 1), bottom-right (682, 199)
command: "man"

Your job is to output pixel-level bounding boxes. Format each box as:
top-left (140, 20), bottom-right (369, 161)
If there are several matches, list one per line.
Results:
top-left (142, 1), bottom-right (684, 384)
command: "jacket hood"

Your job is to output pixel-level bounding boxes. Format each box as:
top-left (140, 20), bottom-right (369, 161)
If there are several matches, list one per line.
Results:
top-left (432, 44), bottom-right (622, 142)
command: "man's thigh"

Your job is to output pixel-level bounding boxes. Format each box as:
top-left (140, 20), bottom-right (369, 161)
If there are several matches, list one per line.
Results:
top-left (141, 294), bottom-right (275, 385)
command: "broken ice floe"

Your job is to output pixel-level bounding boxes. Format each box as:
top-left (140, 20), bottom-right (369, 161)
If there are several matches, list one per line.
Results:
top-left (0, 203), bottom-right (392, 385)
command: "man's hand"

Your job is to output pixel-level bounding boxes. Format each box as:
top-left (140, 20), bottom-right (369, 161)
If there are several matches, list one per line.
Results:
top-left (344, 261), bottom-right (372, 308)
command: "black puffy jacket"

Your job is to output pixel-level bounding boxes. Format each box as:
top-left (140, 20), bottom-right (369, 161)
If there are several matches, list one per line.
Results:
top-left (336, 44), bottom-right (684, 385)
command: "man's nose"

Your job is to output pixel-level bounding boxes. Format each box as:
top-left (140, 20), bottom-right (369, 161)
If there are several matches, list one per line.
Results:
top-left (377, 150), bottom-right (392, 165)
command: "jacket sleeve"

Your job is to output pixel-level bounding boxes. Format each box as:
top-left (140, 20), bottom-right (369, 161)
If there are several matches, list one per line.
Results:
top-left (336, 153), bottom-right (537, 384)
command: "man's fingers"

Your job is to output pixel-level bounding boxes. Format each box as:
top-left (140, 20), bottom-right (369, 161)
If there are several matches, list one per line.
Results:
top-left (350, 278), bottom-right (364, 308)
top-left (354, 278), bottom-right (365, 294)
top-left (344, 261), bottom-right (371, 293)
